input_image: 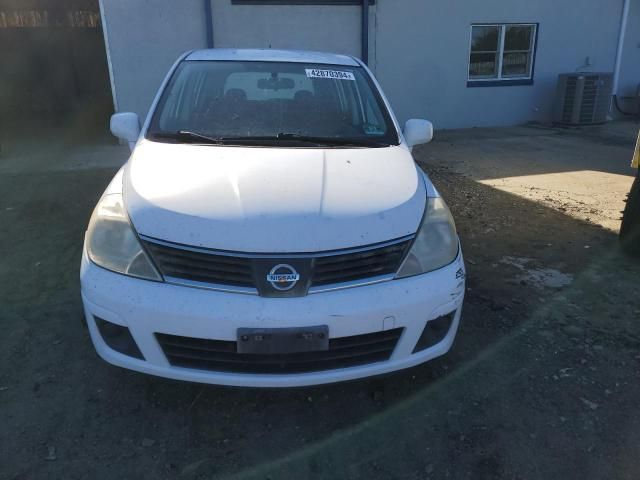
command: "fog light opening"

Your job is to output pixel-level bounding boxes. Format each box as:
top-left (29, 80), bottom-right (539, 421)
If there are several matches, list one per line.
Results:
top-left (412, 311), bottom-right (455, 353)
top-left (95, 317), bottom-right (144, 360)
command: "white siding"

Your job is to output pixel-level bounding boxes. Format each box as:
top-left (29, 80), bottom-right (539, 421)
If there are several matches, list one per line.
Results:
top-left (373, 0), bottom-right (628, 128)
top-left (100, 0), bottom-right (207, 120)
top-left (211, 0), bottom-right (361, 57)
top-left (100, 0), bottom-right (639, 128)
top-left (618, 0), bottom-right (640, 109)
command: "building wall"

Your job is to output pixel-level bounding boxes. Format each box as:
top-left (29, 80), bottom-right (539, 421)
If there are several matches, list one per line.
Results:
top-left (99, 0), bottom-right (207, 121)
top-left (373, 0), bottom-right (628, 129)
top-left (618, 0), bottom-right (640, 110)
top-left (100, 0), bottom-right (365, 122)
top-left (100, 0), bottom-right (639, 129)
top-left (211, 0), bottom-right (361, 57)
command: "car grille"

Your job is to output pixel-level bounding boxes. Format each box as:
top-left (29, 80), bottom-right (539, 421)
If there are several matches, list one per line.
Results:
top-left (311, 241), bottom-right (410, 286)
top-left (142, 237), bottom-right (412, 294)
top-left (155, 328), bottom-right (404, 374)
top-left (144, 241), bottom-right (254, 287)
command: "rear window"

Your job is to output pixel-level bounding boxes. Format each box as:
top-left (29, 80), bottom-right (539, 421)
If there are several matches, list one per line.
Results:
top-left (223, 72), bottom-right (314, 100)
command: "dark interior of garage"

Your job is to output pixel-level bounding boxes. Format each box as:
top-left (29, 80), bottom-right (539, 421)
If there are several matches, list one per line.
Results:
top-left (0, 0), bottom-right (113, 140)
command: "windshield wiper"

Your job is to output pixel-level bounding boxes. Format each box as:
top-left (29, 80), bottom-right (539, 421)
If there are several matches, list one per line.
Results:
top-left (221, 133), bottom-right (389, 147)
top-left (276, 133), bottom-right (389, 147)
top-left (148, 131), bottom-right (391, 147)
top-left (148, 130), bottom-right (225, 144)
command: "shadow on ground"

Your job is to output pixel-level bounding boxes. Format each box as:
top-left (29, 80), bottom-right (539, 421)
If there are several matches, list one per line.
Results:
top-left (1, 127), bottom-right (639, 480)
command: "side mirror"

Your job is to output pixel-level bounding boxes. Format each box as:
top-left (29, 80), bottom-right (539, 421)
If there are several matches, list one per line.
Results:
top-left (403, 119), bottom-right (434, 150)
top-left (110, 112), bottom-right (140, 149)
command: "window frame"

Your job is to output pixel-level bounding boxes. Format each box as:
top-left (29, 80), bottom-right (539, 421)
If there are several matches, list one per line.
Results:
top-left (467, 23), bottom-right (538, 88)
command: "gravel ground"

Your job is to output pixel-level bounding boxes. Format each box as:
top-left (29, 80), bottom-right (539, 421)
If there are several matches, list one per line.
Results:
top-left (418, 121), bottom-right (639, 232)
top-left (1, 124), bottom-right (640, 480)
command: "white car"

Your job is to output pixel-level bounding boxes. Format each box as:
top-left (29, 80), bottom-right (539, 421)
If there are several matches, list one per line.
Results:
top-left (81, 49), bottom-right (465, 387)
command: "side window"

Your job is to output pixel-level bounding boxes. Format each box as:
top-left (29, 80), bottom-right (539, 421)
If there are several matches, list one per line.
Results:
top-left (330, 78), bottom-right (388, 136)
top-left (356, 78), bottom-right (387, 136)
top-left (334, 80), bottom-right (361, 125)
top-left (158, 69), bottom-right (204, 130)
top-left (362, 99), bottom-right (386, 135)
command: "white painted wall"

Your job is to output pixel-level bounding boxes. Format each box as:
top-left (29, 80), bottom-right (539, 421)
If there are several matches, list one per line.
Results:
top-left (211, 0), bottom-right (361, 57)
top-left (372, 0), bottom-right (630, 128)
top-left (617, 0), bottom-right (640, 111)
top-left (100, 0), bottom-right (639, 128)
top-left (99, 0), bottom-right (207, 120)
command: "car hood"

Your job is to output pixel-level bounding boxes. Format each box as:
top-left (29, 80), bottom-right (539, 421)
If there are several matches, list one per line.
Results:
top-left (124, 140), bottom-right (426, 253)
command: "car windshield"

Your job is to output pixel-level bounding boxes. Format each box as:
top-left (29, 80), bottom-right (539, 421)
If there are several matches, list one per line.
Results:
top-left (146, 60), bottom-right (399, 147)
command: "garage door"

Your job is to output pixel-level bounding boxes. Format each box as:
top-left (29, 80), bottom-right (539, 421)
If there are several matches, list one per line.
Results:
top-left (211, 1), bottom-right (364, 59)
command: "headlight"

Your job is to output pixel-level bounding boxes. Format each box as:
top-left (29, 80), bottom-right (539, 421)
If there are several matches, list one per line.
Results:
top-left (396, 197), bottom-right (459, 278)
top-left (86, 193), bottom-right (162, 281)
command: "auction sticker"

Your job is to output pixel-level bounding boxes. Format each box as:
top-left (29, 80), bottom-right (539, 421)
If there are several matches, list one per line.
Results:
top-left (305, 69), bottom-right (355, 81)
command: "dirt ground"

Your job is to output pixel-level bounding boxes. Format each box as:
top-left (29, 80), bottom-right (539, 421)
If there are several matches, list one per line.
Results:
top-left (1, 122), bottom-right (640, 480)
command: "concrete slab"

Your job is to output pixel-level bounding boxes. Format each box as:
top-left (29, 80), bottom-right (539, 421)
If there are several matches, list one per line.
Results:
top-left (0, 136), bottom-right (129, 175)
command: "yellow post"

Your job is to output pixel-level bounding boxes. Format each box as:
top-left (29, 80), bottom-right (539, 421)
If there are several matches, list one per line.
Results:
top-left (633, 130), bottom-right (640, 169)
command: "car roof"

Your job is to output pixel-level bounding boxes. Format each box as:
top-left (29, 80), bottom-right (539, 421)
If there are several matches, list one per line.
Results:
top-left (185, 48), bottom-right (361, 66)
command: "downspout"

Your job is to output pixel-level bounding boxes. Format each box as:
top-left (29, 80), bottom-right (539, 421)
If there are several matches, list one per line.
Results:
top-left (204, 0), bottom-right (214, 48)
top-left (361, 0), bottom-right (369, 65)
top-left (613, 0), bottom-right (630, 97)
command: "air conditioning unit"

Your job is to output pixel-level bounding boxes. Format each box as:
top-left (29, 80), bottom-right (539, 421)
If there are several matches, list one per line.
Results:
top-left (553, 73), bottom-right (613, 125)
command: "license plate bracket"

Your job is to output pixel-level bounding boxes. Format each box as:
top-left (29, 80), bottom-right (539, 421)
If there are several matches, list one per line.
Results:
top-left (237, 326), bottom-right (329, 355)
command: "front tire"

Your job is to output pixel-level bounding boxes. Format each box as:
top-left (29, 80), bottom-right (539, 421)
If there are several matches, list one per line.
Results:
top-left (620, 173), bottom-right (640, 255)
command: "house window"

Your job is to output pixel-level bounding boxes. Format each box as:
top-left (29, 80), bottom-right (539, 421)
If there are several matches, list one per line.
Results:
top-left (468, 23), bottom-right (537, 87)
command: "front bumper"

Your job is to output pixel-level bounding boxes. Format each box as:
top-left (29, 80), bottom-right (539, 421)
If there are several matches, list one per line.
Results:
top-left (80, 249), bottom-right (465, 387)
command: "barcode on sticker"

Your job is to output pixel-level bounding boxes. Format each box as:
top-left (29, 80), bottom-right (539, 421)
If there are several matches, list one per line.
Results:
top-left (305, 69), bottom-right (355, 81)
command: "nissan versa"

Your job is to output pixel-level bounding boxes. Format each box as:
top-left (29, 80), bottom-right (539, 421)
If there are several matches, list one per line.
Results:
top-left (80, 49), bottom-right (465, 387)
